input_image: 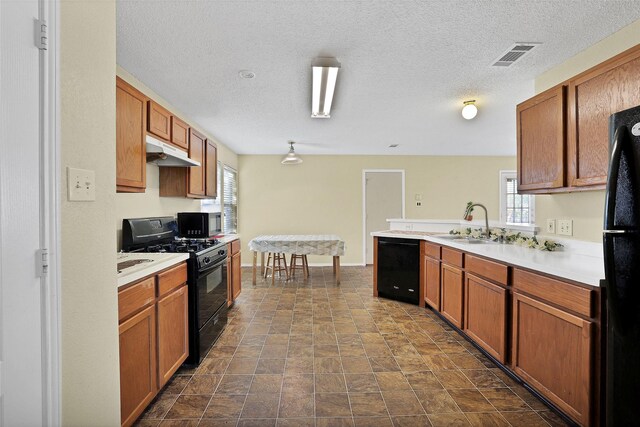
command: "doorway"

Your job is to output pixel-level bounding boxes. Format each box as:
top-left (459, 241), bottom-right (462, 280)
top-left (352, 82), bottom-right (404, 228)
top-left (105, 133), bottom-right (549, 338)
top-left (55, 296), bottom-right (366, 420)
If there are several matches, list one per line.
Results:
top-left (362, 170), bottom-right (405, 265)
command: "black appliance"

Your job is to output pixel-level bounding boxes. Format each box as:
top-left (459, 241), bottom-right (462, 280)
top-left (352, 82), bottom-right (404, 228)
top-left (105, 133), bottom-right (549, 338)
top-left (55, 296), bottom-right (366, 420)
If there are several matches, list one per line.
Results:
top-left (177, 212), bottom-right (222, 238)
top-left (376, 237), bottom-right (420, 305)
top-left (603, 105), bottom-right (640, 426)
top-left (122, 216), bottom-right (228, 366)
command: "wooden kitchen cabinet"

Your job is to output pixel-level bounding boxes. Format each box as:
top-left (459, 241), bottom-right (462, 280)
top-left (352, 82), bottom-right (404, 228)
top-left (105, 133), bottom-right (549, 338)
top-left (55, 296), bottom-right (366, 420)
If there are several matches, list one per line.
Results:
top-left (227, 239), bottom-right (242, 306)
top-left (440, 248), bottom-right (464, 328)
top-left (147, 100), bottom-right (171, 141)
top-left (421, 241), bottom-right (441, 310)
top-left (116, 77), bottom-right (147, 193)
top-left (159, 129), bottom-right (217, 199)
top-left (170, 116), bottom-right (189, 150)
top-left (568, 45), bottom-right (640, 189)
top-left (119, 305), bottom-right (156, 427)
top-left (516, 84), bottom-right (566, 193)
top-left (118, 262), bottom-right (188, 427)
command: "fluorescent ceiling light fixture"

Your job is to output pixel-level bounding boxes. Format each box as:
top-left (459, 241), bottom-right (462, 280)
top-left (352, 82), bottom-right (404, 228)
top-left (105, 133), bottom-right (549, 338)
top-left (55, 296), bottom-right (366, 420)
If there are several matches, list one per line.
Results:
top-left (281, 141), bottom-right (303, 165)
top-left (311, 57), bottom-right (341, 118)
top-left (462, 100), bottom-right (478, 120)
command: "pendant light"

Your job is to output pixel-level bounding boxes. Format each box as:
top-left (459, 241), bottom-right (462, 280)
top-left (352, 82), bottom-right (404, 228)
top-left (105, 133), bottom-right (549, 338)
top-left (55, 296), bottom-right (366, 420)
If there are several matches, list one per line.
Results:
top-left (461, 100), bottom-right (478, 120)
top-left (281, 141), bottom-right (303, 165)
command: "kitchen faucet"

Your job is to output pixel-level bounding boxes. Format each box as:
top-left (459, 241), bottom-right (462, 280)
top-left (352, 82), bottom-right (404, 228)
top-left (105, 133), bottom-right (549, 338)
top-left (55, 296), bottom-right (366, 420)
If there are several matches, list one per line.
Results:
top-left (464, 203), bottom-right (490, 239)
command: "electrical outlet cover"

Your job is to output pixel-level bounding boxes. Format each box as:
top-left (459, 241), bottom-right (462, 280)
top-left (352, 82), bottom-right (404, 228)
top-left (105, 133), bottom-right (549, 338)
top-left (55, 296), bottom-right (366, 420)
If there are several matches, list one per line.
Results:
top-left (557, 219), bottom-right (573, 236)
top-left (546, 219), bottom-right (556, 234)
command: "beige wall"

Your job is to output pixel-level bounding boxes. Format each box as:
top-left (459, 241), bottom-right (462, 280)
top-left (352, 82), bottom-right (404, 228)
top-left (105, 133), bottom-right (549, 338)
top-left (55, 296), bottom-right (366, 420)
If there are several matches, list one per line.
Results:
top-left (115, 67), bottom-right (238, 248)
top-left (60, 0), bottom-right (120, 425)
top-left (531, 19), bottom-right (640, 242)
top-left (238, 155), bottom-right (515, 265)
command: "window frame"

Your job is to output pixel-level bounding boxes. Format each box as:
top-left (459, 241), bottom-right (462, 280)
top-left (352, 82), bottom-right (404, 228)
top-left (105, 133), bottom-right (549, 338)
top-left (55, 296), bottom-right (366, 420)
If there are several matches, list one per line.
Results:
top-left (499, 170), bottom-right (535, 225)
top-left (222, 165), bottom-right (238, 234)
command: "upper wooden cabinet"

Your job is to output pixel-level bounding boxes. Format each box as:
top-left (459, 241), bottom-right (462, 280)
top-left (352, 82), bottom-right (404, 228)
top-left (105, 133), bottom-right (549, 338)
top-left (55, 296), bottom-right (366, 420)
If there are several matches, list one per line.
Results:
top-left (568, 46), bottom-right (640, 188)
top-left (516, 85), bottom-right (566, 193)
top-left (116, 77), bottom-right (147, 193)
top-left (170, 116), bottom-right (189, 150)
top-left (147, 101), bottom-right (171, 141)
top-left (159, 129), bottom-right (217, 199)
top-left (205, 139), bottom-right (217, 198)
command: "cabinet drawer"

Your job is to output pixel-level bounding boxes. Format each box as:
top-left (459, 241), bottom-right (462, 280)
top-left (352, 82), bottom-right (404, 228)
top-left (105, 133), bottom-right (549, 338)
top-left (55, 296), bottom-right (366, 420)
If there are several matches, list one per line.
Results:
top-left (230, 239), bottom-right (241, 255)
top-left (423, 241), bottom-right (440, 259)
top-left (157, 263), bottom-right (187, 297)
top-left (466, 255), bottom-right (508, 286)
top-left (119, 277), bottom-right (155, 322)
top-left (441, 247), bottom-right (463, 267)
top-left (513, 269), bottom-right (594, 318)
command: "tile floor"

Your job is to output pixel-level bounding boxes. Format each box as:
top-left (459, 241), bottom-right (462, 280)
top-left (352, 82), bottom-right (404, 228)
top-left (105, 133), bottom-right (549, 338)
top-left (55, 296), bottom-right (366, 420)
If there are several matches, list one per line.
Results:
top-left (135, 266), bottom-right (569, 427)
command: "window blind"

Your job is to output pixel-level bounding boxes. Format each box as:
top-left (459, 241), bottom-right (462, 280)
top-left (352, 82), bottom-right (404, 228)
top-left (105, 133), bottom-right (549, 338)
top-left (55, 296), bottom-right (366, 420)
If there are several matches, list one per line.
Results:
top-left (223, 165), bottom-right (238, 234)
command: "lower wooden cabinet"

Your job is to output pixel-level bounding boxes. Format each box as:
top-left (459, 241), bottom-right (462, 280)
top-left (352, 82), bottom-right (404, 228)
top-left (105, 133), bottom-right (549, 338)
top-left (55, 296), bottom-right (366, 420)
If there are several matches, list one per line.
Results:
top-left (119, 305), bottom-right (156, 427)
top-left (464, 273), bottom-right (508, 363)
top-left (118, 262), bottom-right (188, 427)
top-left (227, 239), bottom-right (242, 305)
top-left (157, 285), bottom-right (189, 388)
top-left (512, 292), bottom-right (593, 426)
top-left (440, 263), bottom-right (464, 328)
top-left (423, 256), bottom-right (440, 310)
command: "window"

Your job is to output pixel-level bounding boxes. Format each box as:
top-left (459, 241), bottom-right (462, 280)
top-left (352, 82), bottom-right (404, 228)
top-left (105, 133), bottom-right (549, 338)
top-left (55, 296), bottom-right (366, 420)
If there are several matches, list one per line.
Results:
top-left (223, 165), bottom-right (238, 234)
top-left (499, 170), bottom-right (534, 225)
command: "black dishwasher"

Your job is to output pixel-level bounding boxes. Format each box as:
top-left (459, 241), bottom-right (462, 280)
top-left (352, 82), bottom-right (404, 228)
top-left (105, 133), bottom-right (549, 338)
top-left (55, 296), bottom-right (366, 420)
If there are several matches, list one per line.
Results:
top-left (377, 237), bottom-right (420, 305)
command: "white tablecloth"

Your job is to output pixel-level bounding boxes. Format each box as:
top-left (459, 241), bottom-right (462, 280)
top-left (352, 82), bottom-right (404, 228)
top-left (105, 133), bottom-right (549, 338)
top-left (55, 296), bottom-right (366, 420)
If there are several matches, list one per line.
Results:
top-left (248, 235), bottom-right (346, 256)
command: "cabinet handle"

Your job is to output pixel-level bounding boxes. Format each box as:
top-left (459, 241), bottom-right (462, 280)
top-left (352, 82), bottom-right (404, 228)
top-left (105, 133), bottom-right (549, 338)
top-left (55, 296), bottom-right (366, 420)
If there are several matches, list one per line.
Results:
top-left (393, 286), bottom-right (399, 290)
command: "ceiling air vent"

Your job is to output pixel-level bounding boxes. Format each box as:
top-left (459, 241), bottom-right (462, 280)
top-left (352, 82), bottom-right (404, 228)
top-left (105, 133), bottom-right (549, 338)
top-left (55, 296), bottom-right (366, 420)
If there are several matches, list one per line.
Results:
top-left (492, 43), bottom-right (541, 67)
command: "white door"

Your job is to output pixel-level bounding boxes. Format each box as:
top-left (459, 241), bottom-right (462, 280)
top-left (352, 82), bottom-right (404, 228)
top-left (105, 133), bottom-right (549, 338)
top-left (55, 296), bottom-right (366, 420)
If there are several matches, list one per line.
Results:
top-left (0, 1), bottom-right (49, 425)
top-left (364, 171), bottom-right (404, 264)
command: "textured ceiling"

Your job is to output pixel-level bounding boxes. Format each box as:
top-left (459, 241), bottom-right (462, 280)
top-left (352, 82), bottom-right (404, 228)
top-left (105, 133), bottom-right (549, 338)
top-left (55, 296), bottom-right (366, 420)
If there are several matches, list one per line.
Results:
top-left (117, 1), bottom-right (640, 156)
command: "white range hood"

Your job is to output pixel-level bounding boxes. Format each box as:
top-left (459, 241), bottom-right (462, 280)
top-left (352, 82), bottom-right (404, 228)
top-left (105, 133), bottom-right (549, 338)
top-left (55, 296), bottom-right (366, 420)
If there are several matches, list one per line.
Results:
top-left (145, 134), bottom-right (200, 167)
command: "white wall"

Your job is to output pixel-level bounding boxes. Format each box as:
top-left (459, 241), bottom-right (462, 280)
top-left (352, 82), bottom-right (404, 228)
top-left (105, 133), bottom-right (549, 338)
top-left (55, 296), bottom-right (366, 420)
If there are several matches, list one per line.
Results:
top-left (115, 67), bottom-right (238, 248)
top-left (238, 155), bottom-right (515, 265)
top-left (60, 0), bottom-right (120, 424)
top-left (531, 19), bottom-right (640, 243)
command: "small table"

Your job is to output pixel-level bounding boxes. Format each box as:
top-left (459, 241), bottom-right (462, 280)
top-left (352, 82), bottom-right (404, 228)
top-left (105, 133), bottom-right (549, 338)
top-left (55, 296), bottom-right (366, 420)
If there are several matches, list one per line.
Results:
top-left (248, 235), bottom-right (346, 284)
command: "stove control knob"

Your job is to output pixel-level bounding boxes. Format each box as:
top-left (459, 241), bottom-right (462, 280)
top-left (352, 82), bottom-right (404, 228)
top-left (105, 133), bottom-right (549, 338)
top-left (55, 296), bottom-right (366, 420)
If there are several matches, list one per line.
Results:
top-left (203, 257), bottom-right (211, 264)
top-left (219, 250), bottom-right (225, 256)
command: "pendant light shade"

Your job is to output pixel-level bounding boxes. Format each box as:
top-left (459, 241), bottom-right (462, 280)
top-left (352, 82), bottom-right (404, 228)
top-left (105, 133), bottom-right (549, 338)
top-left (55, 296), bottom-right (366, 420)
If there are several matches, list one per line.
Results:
top-left (461, 100), bottom-right (478, 120)
top-left (281, 141), bottom-right (303, 165)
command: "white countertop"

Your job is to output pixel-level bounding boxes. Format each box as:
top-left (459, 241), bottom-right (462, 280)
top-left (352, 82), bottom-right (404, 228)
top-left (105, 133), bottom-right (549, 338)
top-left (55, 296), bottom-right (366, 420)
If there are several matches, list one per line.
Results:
top-left (217, 234), bottom-right (240, 244)
top-left (117, 252), bottom-right (189, 288)
top-left (372, 230), bottom-right (604, 287)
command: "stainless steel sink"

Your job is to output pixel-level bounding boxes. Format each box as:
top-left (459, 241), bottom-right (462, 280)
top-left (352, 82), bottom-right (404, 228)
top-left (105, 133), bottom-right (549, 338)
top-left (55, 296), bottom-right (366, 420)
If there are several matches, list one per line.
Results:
top-left (432, 234), bottom-right (496, 244)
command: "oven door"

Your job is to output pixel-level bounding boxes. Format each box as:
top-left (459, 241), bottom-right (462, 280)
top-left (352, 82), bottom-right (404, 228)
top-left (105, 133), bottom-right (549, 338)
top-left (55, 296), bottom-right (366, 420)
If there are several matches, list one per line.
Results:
top-left (196, 258), bottom-right (227, 329)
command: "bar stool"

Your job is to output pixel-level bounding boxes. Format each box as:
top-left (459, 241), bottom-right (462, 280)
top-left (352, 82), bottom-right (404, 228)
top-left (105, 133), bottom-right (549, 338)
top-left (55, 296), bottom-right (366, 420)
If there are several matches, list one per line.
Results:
top-left (289, 254), bottom-right (309, 279)
top-left (264, 252), bottom-right (289, 284)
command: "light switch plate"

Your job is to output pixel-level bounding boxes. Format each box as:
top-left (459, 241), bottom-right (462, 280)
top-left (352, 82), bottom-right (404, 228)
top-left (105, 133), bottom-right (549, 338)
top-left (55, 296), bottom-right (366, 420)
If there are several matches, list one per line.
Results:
top-left (557, 219), bottom-right (573, 236)
top-left (67, 167), bottom-right (96, 201)
top-left (546, 219), bottom-right (556, 234)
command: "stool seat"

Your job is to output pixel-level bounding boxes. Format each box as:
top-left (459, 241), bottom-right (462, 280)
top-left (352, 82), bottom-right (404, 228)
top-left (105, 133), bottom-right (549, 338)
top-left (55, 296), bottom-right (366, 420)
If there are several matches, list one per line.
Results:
top-left (289, 254), bottom-right (309, 280)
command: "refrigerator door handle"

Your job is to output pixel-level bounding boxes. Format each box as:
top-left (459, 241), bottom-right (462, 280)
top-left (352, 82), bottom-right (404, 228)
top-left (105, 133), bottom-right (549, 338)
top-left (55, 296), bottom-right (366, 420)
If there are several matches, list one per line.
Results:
top-left (604, 126), bottom-right (630, 229)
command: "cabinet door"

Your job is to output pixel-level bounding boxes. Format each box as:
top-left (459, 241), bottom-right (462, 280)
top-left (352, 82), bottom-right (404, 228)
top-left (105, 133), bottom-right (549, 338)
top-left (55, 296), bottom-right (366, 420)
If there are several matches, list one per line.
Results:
top-left (517, 85), bottom-right (566, 192)
top-left (568, 47), bottom-right (640, 188)
top-left (464, 273), bottom-right (507, 363)
top-left (119, 305), bottom-right (156, 427)
top-left (157, 285), bottom-right (189, 388)
top-left (171, 116), bottom-right (189, 150)
top-left (188, 129), bottom-right (206, 197)
top-left (440, 263), bottom-right (464, 328)
top-left (232, 251), bottom-right (242, 300)
top-left (512, 292), bottom-right (593, 426)
top-left (148, 101), bottom-right (171, 141)
top-left (205, 139), bottom-right (217, 198)
top-left (116, 77), bottom-right (147, 193)
top-left (423, 256), bottom-right (440, 310)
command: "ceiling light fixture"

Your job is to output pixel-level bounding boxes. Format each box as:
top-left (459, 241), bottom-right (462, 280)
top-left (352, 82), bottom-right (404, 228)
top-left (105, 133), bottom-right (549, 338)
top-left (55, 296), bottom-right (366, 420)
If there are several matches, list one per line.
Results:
top-left (281, 141), bottom-right (303, 165)
top-left (461, 100), bottom-right (478, 120)
top-left (311, 57), bottom-right (341, 118)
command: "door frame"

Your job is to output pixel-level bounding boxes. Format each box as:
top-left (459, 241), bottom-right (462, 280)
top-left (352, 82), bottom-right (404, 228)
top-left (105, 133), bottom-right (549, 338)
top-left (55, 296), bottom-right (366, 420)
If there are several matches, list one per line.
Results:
top-left (362, 169), bottom-right (406, 265)
top-left (40, 0), bottom-right (61, 424)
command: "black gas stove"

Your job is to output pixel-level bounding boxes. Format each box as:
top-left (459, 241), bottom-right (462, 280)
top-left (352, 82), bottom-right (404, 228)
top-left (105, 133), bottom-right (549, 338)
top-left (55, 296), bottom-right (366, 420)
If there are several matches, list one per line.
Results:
top-left (122, 216), bottom-right (228, 365)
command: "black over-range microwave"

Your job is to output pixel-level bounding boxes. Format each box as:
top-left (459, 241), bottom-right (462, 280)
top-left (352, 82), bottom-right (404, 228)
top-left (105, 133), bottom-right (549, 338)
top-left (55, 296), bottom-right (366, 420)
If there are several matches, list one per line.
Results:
top-left (177, 212), bottom-right (222, 238)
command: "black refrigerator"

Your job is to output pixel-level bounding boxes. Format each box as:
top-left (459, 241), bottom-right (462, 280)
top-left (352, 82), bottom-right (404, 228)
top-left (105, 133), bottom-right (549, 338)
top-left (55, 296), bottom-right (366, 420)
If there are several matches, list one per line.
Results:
top-left (603, 104), bottom-right (640, 426)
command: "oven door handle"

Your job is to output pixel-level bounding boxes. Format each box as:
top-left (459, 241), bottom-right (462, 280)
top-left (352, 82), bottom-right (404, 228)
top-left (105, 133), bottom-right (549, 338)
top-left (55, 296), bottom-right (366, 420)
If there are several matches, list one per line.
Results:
top-left (199, 257), bottom-right (227, 274)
